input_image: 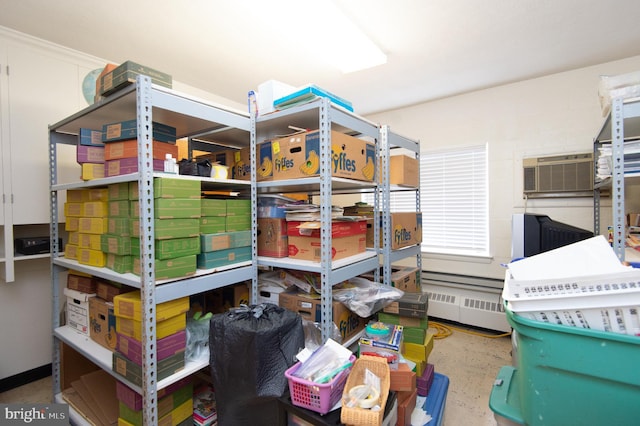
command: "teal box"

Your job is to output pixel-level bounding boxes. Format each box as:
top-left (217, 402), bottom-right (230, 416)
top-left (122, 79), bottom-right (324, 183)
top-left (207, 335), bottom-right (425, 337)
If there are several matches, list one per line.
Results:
top-left (78, 128), bottom-right (104, 146)
top-left (201, 199), bottom-right (226, 216)
top-left (102, 119), bottom-right (176, 143)
top-left (490, 306), bottom-right (640, 426)
top-left (197, 246), bottom-right (252, 269)
top-left (200, 230), bottom-right (252, 252)
top-left (200, 216), bottom-right (226, 234)
top-left (225, 215), bottom-right (251, 232)
top-left (226, 199), bottom-right (251, 216)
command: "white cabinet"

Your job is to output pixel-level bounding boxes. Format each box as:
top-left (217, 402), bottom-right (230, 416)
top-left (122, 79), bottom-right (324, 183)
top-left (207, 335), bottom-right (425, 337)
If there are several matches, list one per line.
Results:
top-left (0, 27), bottom-right (104, 281)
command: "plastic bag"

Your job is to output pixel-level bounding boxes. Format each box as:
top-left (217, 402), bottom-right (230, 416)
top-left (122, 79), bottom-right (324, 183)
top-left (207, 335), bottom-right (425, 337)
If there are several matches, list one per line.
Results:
top-left (332, 276), bottom-right (404, 317)
top-left (302, 318), bottom-right (343, 350)
top-left (209, 303), bottom-right (304, 425)
top-left (185, 311), bottom-right (212, 362)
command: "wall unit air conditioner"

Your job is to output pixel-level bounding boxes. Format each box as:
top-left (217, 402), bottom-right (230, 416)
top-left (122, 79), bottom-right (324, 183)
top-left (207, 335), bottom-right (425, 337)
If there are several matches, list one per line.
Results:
top-left (523, 152), bottom-right (593, 197)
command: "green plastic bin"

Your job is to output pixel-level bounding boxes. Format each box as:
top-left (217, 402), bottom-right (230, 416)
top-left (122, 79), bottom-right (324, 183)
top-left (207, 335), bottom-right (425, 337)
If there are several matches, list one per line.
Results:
top-left (500, 305), bottom-right (640, 426)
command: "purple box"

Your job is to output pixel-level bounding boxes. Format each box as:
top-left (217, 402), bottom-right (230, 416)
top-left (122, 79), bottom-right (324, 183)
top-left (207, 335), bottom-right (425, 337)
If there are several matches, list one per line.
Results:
top-left (417, 363), bottom-right (435, 397)
top-left (105, 158), bottom-right (163, 177)
top-left (116, 376), bottom-right (191, 411)
top-left (116, 329), bottom-right (186, 365)
top-left (76, 145), bottom-right (105, 164)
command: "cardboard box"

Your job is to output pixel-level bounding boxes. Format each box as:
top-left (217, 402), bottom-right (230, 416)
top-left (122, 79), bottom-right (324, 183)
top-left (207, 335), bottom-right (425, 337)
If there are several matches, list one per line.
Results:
top-left (64, 244), bottom-right (78, 260)
top-left (201, 199), bottom-right (226, 216)
top-left (130, 218), bottom-right (200, 239)
top-left (403, 332), bottom-right (435, 363)
top-left (67, 273), bottom-right (96, 293)
top-left (78, 217), bottom-right (108, 234)
top-left (76, 145), bottom-right (105, 164)
top-left (107, 182), bottom-right (130, 201)
top-left (132, 255), bottom-right (197, 280)
top-left (200, 230), bottom-right (251, 252)
top-left (78, 128), bottom-right (104, 147)
top-left (117, 383), bottom-right (192, 425)
top-left (206, 282), bottom-right (250, 313)
top-left (104, 139), bottom-right (178, 161)
top-left (89, 297), bottom-right (117, 350)
top-left (231, 147), bottom-right (251, 181)
top-left (361, 266), bottom-right (421, 293)
top-left (78, 233), bottom-right (102, 250)
top-left (105, 253), bottom-right (133, 274)
top-left (200, 216), bottom-right (226, 234)
top-left (116, 313), bottom-right (186, 341)
top-left (105, 158), bottom-right (164, 177)
top-left (112, 351), bottom-right (184, 388)
top-left (78, 248), bottom-right (106, 267)
top-left (64, 287), bottom-right (95, 335)
top-left (257, 218), bottom-right (288, 257)
top-left (131, 198), bottom-right (201, 219)
top-left (81, 163), bottom-right (105, 180)
top-left (402, 326), bottom-right (427, 345)
top-left (109, 200), bottom-right (131, 219)
top-left (108, 217), bottom-right (131, 236)
top-left (82, 201), bottom-right (109, 218)
top-left (358, 324), bottom-right (404, 366)
top-left (271, 130), bottom-right (376, 182)
top-left (116, 377), bottom-right (192, 411)
top-left (226, 199), bottom-right (251, 216)
top-left (225, 215), bottom-right (251, 232)
top-left (368, 212), bottom-right (423, 250)
top-left (389, 155), bottom-right (419, 187)
top-left (286, 220), bottom-right (367, 261)
top-left (383, 292), bottom-right (428, 318)
top-left (68, 232), bottom-right (79, 246)
top-left (396, 388), bottom-right (418, 426)
top-left (100, 234), bottom-right (132, 256)
top-left (96, 279), bottom-right (133, 303)
top-left (113, 292), bottom-right (189, 323)
top-left (196, 246), bottom-right (252, 269)
top-left (390, 362), bottom-right (417, 392)
top-left (131, 236), bottom-right (201, 260)
top-left (129, 177), bottom-right (201, 200)
top-left (256, 140), bottom-right (273, 181)
top-left (67, 188), bottom-right (108, 202)
top-left (99, 60), bottom-right (172, 97)
top-left (64, 202), bottom-right (84, 217)
top-left (278, 291), bottom-right (366, 341)
top-left (117, 330), bottom-right (186, 365)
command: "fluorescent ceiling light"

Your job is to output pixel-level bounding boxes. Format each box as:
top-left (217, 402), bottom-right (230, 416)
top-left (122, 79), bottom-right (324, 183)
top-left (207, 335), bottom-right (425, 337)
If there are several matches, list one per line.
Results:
top-left (249, 1), bottom-right (387, 73)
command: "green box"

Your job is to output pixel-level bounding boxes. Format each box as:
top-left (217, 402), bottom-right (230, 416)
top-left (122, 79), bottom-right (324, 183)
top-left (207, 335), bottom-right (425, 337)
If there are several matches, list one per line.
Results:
top-left (490, 307), bottom-right (640, 426)
top-left (118, 383), bottom-right (193, 425)
top-left (129, 177), bottom-right (201, 200)
top-left (109, 200), bottom-right (130, 218)
top-left (402, 326), bottom-right (427, 345)
top-left (154, 198), bottom-right (201, 219)
top-left (100, 234), bottom-right (132, 255)
top-left (113, 351), bottom-right (184, 388)
top-left (132, 237), bottom-right (201, 260)
top-left (196, 246), bottom-right (252, 269)
top-left (133, 255), bottom-right (197, 280)
top-left (107, 217), bottom-right (131, 236)
top-left (225, 215), bottom-right (251, 232)
top-left (105, 253), bottom-right (133, 274)
top-left (200, 231), bottom-right (252, 252)
top-left (377, 312), bottom-right (429, 329)
top-left (226, 199), bottom-right (251, 216)
top-left (201, 198), bottom-right (226, 216)
top-left (131, 218), bottom-right (200, 240)
top-left (107, 182), bottom-right (130, 201)
top-left (100, 60), bottom-right (172, 97)
top-left (200, 216), bottom-right (226, 234)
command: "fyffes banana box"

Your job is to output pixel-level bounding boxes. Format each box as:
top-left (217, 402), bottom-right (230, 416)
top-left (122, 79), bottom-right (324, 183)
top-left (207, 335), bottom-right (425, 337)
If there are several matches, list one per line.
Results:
top-left (271, 130), bottom-right (376, 182)
top-left (256, 140), bottom-right (273, 181)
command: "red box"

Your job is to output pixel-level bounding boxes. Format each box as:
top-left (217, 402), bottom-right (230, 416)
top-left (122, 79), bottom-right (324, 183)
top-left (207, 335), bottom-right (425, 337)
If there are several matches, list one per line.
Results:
top-left (286, 220), bottom-right (367, 261)
top-left (397, 388), bottom-right (418, 426)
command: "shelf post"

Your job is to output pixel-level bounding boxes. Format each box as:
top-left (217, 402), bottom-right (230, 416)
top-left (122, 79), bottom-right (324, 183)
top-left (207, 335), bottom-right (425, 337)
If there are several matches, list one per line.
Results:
top-left (611, 96), bottom-right (625, 261)
top-left (319, 98), bottom-right (333, 343)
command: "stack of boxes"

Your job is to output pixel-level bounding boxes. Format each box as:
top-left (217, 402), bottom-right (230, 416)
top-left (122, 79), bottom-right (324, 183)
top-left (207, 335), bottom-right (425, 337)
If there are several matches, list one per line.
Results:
top-left (256, 196), bottom-right (289, 258)
top-left (64, 188), bottom-right (109, 267)
top-left (104, 182), bottom-right (134, 274)
top-left (116, 379), bottom-right (194, 426)
top-left (112, 291), bottom-right (192, 424)
top-left (77, 128), bottom-right (105, 181)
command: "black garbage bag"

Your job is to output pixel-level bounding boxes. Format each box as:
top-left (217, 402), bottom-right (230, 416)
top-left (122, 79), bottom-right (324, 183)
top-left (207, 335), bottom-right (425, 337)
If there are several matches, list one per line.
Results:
top-left (209, 303), bottom-right (304, 426)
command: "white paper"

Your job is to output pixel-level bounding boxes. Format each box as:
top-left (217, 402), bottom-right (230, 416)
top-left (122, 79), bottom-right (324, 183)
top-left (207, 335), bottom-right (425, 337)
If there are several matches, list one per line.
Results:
top-left (507, 235), bottom-right (631, 280)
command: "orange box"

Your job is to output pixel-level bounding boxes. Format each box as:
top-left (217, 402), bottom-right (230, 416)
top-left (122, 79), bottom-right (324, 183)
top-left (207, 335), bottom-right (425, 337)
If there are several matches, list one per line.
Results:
top-left (390, 362), bottom-right (417, 392)
top-left (286, 220), bottom-right (367, 261)
top-left (397, 388), bottom-right (418, 426)
top-left (104, 139), bottom-right (179, 161)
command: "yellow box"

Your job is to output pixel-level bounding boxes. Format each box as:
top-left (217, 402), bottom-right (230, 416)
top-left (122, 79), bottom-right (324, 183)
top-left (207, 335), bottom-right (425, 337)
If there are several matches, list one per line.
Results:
top-left (82, 201), bottom-right (109, 218)
top-left (64, 244), bottom-right (78, 260)
top-left (65, 217), bottom-right (79, 232)
top-left (116, 313), bottom-right (186, 341)
top-left (402, 332), bottom-right (435, 362)
top-left (78, 233), bottom-right (102, 250)
top-left (113, 291), bottom-right (189, 322)
top-left (78, 217), bottom-right (108, 234)
top-left (68, 232), bottom-right (79, 246)
top-left (67, 188), bottom-right (108, 202)
top-left (77, 248), bottom-right (106, 267)
top-left (81, 163), bottom-right (105, 180)
top-left (64, 202), bottom-right (84, 217)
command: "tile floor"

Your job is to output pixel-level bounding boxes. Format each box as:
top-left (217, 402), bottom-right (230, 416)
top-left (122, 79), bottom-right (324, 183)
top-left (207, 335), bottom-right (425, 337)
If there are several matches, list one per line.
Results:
top-left (0, 321), bottom-right (513, 425)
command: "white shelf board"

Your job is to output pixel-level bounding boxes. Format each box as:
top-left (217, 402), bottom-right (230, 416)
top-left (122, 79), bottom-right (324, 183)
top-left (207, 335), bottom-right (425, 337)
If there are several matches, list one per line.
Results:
top-left (257, 176), bottom-right (376, 194)
top-left (54, 325), bottom-right (209, 394)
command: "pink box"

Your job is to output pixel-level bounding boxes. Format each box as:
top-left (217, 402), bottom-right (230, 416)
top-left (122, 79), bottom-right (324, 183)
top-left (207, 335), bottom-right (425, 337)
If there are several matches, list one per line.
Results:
top-left (105, 158), bottom-right (163, 176)
top-left (116, 329), bottom-right (186, 365)
top-left (116, 376), bottom-right (191, 411)
top-left (76, 145), bottom-right (105, 164)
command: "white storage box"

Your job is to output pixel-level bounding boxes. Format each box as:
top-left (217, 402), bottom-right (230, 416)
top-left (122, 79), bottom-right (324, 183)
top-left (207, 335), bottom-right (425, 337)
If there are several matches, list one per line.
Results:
top-left (503, 270), bottom-right (640, 336)
top-left (64, 287), bottom-right (96, 335)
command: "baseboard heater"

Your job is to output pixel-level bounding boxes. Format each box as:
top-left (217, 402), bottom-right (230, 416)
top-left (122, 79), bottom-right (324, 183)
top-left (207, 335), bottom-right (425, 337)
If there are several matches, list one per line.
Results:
top-left (422, 271), bottom-right (511, 332)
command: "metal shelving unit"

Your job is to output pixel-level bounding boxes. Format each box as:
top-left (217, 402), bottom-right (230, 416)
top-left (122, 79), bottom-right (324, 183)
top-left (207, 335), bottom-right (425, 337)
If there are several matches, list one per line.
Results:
top-left (49, 76), bottom-right (254, 425)
top-left (254, 97), bottom-right (381, 342)
top-left (593, 96), bottom-right (640, 261)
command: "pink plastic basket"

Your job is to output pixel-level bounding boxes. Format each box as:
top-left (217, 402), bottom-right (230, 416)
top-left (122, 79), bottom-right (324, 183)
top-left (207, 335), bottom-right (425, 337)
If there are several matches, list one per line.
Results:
top-left (284, 354), bottom-right (356, 414)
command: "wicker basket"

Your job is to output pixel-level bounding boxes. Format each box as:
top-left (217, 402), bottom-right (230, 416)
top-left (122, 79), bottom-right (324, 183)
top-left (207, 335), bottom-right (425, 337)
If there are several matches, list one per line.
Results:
top-left (340, 355), bottom-right (391, 426)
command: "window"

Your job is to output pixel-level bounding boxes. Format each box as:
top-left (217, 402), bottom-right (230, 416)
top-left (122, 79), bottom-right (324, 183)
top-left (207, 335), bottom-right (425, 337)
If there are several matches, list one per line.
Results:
top-left (363, 144), bottom-right (489, 257)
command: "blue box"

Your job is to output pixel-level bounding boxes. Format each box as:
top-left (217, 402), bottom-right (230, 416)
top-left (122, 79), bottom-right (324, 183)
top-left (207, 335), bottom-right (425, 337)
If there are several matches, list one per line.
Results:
top-left (423, 373), bottom-right (449, 426)
top-left (78, 128), bottom-right (104, 146)
top-left (273, 84), bottom-right (353, 112)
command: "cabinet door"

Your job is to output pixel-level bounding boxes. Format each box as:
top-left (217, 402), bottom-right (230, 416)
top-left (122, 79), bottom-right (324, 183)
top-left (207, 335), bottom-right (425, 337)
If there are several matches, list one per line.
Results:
top-left (6, 42), bottom-right (89, 224)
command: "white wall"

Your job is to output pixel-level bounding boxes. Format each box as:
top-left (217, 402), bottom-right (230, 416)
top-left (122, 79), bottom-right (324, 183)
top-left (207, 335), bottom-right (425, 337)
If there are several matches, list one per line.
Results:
top-left (367, 56), bottom-right (640, 280)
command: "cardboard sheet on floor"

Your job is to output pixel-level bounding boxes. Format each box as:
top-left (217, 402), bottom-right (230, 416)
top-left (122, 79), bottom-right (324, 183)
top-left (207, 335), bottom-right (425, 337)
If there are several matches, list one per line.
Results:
top-left (80, 369), bottom-right (119, 425)
top-left (67, 380), bottom-right (111, 426)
